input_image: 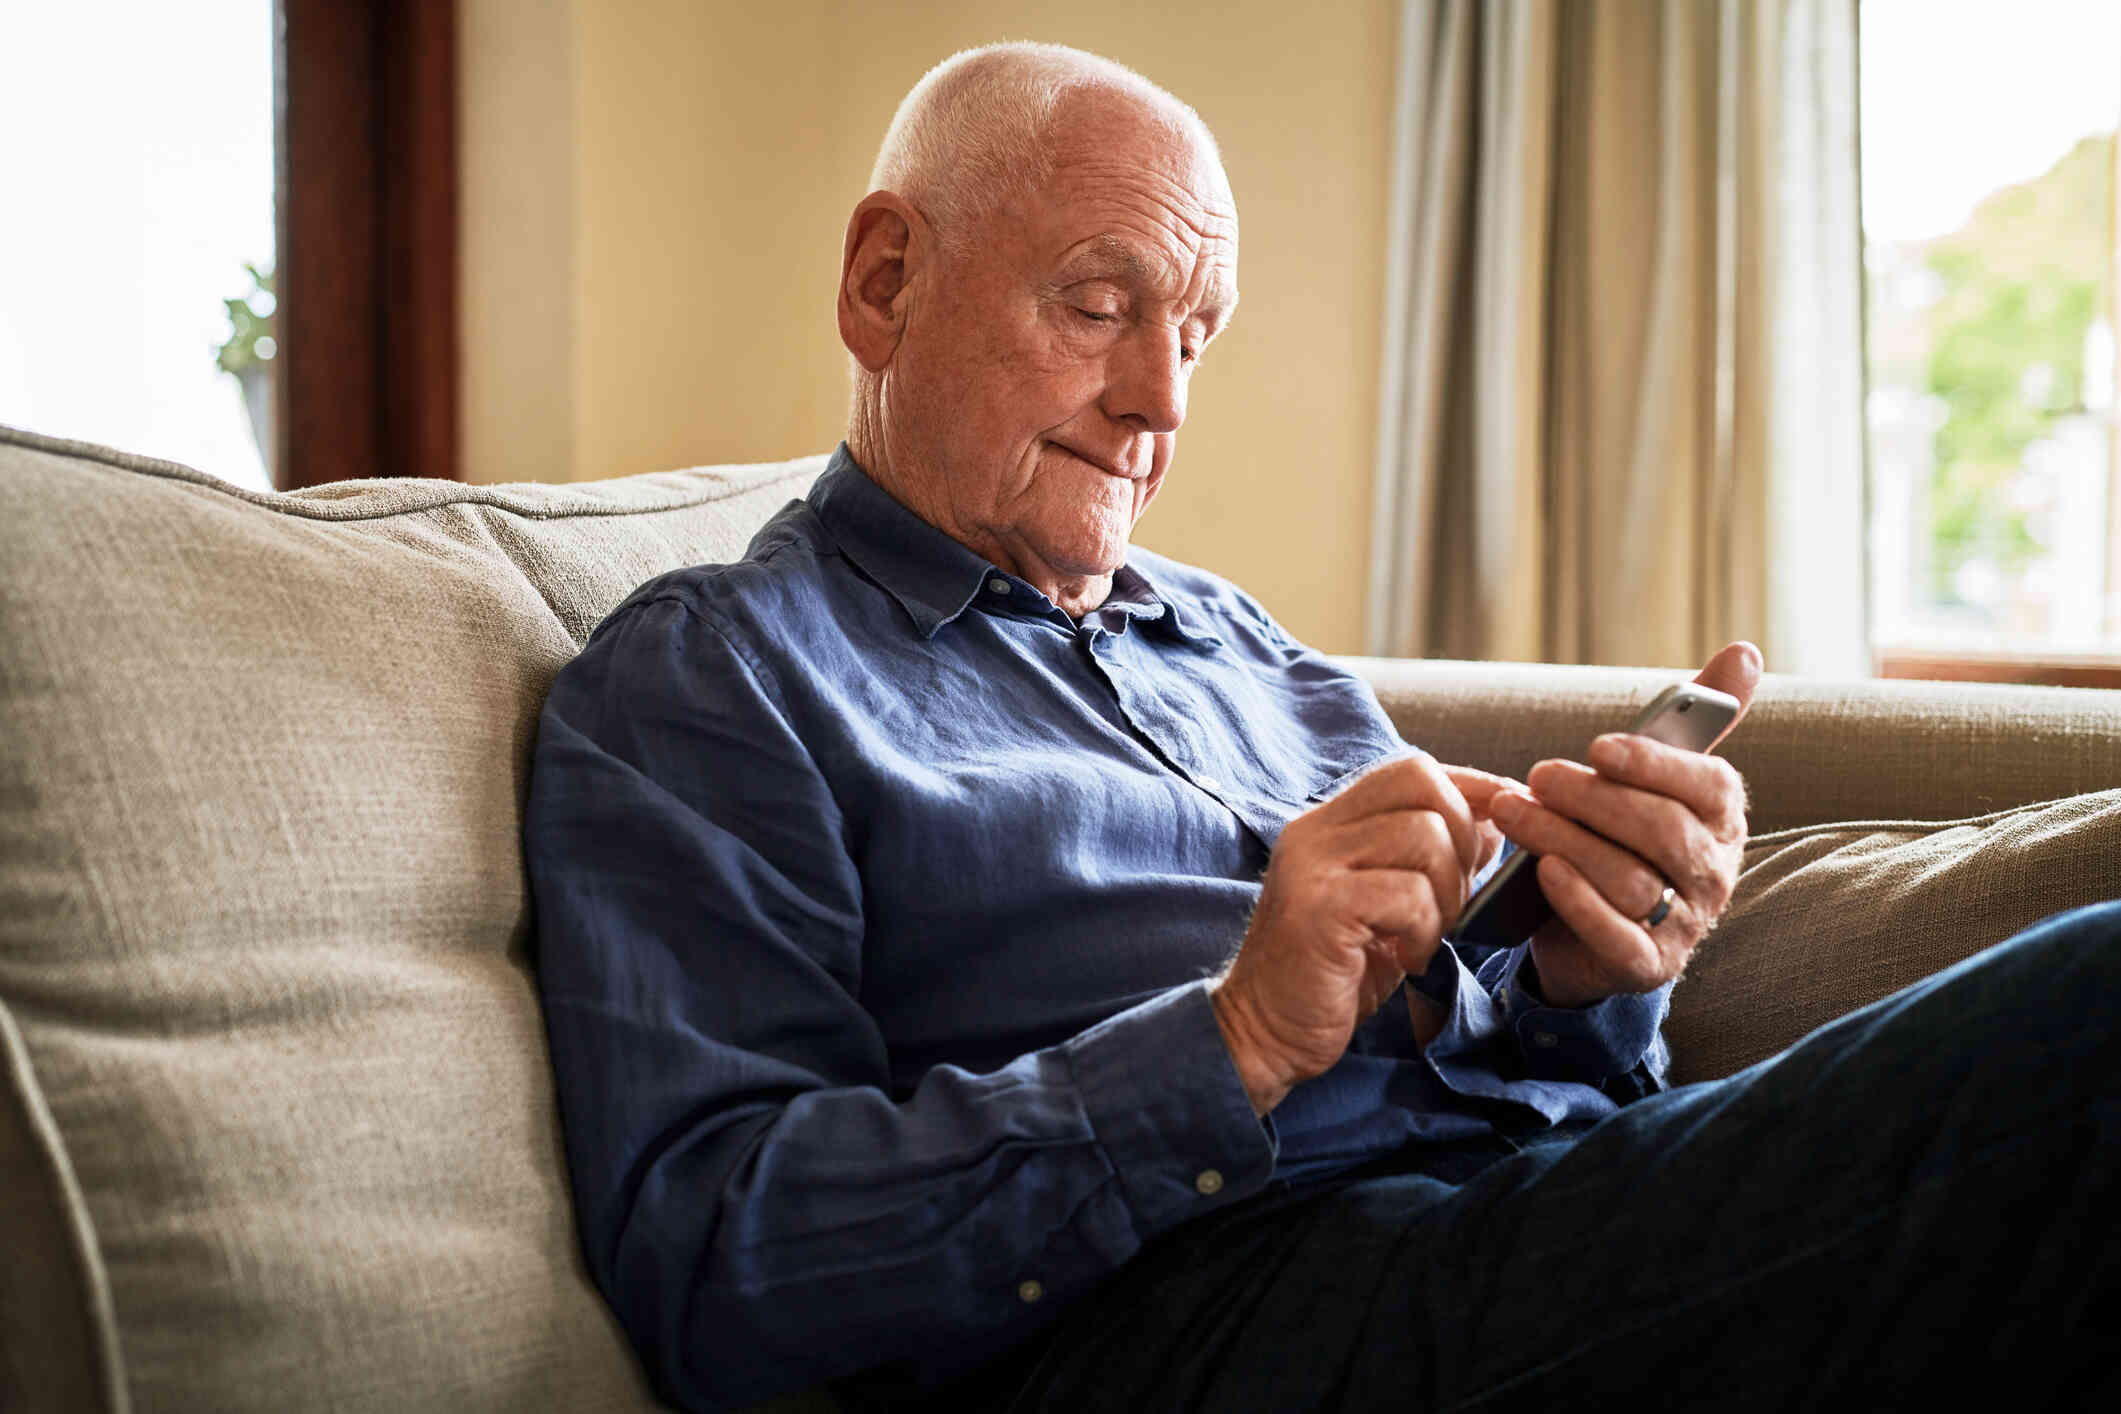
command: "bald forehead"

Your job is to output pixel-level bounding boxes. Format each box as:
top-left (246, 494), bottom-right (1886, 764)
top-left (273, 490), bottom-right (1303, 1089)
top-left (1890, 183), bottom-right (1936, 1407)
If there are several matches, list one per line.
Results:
top-left (870, 44), bottom-right (1227, 258)
top-left (1049, 81), bottom-right (1223, 187)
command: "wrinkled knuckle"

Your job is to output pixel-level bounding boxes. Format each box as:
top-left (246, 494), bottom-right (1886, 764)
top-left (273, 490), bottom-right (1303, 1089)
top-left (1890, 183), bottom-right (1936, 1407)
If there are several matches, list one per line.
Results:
top-left (1711, 762), bottom-right (1750, 821)
top-left (1406, 872), bottom-right (1440, 927)
top-left (1375, 812), bottom-right (1417, 863)
top-left (1711, 873), bottom-right (1738, 915)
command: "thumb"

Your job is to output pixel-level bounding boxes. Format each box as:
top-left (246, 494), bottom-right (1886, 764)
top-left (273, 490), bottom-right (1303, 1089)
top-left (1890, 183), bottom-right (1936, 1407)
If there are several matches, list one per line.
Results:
top-left (1692, 641), bottom-right (1763, 746)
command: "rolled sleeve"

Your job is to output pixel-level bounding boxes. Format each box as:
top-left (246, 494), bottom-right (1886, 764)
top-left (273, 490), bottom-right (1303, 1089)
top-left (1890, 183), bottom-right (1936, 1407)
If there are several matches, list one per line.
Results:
top-left (1409, 943), bottom-right (1671, 1123)
top-left (1485, 947), bottom-right (1673, 1090)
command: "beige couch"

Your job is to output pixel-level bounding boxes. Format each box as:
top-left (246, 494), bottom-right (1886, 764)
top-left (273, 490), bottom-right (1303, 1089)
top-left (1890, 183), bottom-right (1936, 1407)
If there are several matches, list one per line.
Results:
top-left (4, 422), bottom-right (2119, 1413)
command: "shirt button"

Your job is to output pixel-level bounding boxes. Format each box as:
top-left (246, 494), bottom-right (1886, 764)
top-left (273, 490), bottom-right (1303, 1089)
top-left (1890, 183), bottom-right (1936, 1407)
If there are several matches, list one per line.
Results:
top-left (1531, 1030), bottom-right (1559, 1049)
top-left (987, 577), bottom-right (1011, 595)
top-left (1197, 775), bottom-right (1223, 793)
top-left (1017, 1279), bottom-right (1044, 1304)
top-left (1195, 1169), bottom-right (1224, 1196)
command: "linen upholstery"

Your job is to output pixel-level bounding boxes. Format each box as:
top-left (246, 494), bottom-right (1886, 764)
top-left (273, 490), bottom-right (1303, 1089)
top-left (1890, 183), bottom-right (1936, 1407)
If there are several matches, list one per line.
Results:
top-left (1670, 790), bottom-right (2121, 1083)
top-left (3, 421), bottom-right (2116, 1412)
top-left (0, 425), bottom-right (823, 1412)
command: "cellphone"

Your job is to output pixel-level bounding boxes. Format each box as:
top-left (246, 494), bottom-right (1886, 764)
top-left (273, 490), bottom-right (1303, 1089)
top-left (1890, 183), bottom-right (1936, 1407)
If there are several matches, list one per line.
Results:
top-left (1446, 682), bottom-right (1742, 948)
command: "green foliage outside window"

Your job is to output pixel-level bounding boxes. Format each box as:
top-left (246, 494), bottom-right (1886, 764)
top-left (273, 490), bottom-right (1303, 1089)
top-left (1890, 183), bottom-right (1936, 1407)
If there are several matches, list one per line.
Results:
top-left (215, 261), bottom-right (276, 375)
top-left (1919, 134), bottom-right (2112, 605)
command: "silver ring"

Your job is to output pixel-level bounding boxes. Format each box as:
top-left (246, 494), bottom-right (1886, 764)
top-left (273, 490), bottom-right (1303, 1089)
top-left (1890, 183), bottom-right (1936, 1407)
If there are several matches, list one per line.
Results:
top-left (1642, 885), bottom-right (1676, 930)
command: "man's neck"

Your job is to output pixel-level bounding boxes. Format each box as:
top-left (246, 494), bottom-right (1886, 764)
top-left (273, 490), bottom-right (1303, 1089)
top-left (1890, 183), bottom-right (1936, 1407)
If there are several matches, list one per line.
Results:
top-left (842, 426), bottom-right (1116, 618)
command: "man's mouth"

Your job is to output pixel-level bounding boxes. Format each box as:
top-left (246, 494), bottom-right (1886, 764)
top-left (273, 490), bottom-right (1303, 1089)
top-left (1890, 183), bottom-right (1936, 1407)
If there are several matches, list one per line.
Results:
top-left (1048, 442), bottom-right (1136, 479)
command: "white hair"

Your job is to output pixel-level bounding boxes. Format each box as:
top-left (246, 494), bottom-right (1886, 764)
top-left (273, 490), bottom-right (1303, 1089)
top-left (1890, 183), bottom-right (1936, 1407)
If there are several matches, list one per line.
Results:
top-left (867, 41), bottom-right (1218, 256)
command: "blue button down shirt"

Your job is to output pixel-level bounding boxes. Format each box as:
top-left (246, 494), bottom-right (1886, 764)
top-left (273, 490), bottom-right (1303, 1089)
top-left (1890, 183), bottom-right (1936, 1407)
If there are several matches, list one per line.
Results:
top-left (525, 446), bottom-right (1670, 1411)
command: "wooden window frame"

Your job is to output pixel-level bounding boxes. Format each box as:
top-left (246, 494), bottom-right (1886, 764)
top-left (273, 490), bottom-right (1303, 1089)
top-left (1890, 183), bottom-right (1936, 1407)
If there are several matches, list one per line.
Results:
top-left (1877, 650), bottom-right (2121, 690)
top-left (273, 0), bottom-right (457, 489)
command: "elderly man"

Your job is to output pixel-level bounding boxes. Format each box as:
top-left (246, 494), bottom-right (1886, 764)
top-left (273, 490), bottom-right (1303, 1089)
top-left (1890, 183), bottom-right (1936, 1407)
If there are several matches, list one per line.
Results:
top-left (525, 41), bottom-right (2119, 1414)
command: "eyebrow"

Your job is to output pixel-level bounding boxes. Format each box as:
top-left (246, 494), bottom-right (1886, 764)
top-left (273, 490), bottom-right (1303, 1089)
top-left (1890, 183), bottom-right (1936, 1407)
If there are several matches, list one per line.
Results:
top-left (1052, 234), bottom-right (1237, 330)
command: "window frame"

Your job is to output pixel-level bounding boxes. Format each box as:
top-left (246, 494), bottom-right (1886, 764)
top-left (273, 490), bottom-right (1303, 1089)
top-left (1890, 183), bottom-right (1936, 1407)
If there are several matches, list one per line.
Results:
top-left (273, 0), bottom-right (457, 489)
top-left (1855, 3), bottom-right (2121, 689)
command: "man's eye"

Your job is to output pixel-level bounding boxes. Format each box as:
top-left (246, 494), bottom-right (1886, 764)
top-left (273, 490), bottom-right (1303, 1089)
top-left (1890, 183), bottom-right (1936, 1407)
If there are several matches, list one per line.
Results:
top-left (1075, 307), bottom-right (1119, 324)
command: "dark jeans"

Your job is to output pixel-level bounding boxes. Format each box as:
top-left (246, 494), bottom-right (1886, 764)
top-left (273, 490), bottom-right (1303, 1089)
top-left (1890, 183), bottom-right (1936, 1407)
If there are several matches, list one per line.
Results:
top-left (1004, 902), bottom-right (2121, 1412)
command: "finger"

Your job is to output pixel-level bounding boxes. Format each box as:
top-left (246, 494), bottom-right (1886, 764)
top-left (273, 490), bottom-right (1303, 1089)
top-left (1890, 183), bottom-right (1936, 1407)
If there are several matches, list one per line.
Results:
top-left (1338, 868), bottom-right (1448, 963)
top-left (1490, 784), bottom-right (1672, 917)
top-left (1359, 940), bottom-right (1406, 1016)
top-left (1355, 817), bottom-right (1468, 927)
top-left (1443, 766), bottom-right (1518, 872)
top-left (1508, 763), bottom-right (1717, 898)
top-left (1690, 641), bottom-right (1763, 745)
top-left (1583, 735), bottom-right (1748, 839)
top-left (1336, 808), bottom-right (1469, 918)
top-left (1440, 764), bottom-right (1522, 820)
top-left (1535, 854), bottom-right (1674, 995)
top-left (1323, 753), bottom-right (1480, 875)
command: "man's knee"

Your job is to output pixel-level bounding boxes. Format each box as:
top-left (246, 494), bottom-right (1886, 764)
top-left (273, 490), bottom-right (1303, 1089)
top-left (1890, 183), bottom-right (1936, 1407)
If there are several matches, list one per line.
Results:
top-left (1966, 898), bottom-right (2121, 993)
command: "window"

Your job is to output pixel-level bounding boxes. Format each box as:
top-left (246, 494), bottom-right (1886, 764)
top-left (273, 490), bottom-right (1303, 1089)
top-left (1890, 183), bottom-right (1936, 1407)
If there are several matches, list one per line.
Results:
top-left (0, 0), bottom-right (456, 493)
top-left (0, 2), bottom-right (277, 491)
top-left (1860, 0), bottom-right (2120, 682)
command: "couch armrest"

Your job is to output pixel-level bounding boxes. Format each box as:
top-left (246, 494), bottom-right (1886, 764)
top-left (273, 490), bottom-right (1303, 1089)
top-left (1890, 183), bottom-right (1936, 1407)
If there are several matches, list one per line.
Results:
top-left (1338, 656), bottom-right (2121, 831)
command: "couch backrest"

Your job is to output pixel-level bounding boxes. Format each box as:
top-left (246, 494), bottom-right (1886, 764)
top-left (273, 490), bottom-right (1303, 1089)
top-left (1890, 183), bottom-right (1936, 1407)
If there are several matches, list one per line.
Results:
top-left (0, 425), bottom-right (824, 1413)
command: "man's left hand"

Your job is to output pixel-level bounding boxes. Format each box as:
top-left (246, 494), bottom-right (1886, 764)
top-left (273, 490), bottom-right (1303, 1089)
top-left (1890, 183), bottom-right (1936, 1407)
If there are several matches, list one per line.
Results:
top-left (1485, 642), bottom-right (1762, 1009)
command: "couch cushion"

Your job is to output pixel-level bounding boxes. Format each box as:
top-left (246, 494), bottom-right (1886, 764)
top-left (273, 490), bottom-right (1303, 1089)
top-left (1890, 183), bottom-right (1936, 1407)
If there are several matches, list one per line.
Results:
top-left (0, 425), bottom-right (824, 1412)
top-left (1664, 788), bottom-right (2121, 1084)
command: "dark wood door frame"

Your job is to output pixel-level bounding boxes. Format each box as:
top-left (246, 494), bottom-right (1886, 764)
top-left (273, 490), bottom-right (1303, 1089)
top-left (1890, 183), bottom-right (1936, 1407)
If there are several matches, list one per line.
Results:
top-left (274, 0), bottom-right (457, 488)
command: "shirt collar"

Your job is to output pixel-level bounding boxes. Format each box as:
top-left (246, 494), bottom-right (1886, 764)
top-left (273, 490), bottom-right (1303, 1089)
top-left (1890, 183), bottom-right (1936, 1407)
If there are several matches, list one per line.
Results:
top-left (808, 445), bottom-right (995, 638)
top-left (1084, 563), bottom-right (1214, 646)
top-left (809, 443), bottom-right (1217, 647)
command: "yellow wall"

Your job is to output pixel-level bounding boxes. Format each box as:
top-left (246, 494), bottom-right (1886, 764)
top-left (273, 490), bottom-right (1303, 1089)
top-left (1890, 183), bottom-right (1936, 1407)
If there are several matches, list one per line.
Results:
top-left (462, 0), bottom-right (1398, 652)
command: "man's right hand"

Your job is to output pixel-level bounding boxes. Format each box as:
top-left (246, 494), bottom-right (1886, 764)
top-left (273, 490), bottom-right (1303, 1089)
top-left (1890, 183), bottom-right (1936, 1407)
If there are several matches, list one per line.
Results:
top-left (1208, 753), bottom-right (1503, 1116)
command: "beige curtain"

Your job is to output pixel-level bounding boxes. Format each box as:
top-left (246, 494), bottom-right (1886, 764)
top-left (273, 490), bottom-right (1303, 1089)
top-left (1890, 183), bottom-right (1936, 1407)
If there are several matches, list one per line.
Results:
top-left (1367, 0), bottom-right (1866, 675)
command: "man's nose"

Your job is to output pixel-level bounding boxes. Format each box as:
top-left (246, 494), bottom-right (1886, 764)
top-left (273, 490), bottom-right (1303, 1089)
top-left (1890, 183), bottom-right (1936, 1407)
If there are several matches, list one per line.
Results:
top-left (1103, 329), bottom-right (1187, 435)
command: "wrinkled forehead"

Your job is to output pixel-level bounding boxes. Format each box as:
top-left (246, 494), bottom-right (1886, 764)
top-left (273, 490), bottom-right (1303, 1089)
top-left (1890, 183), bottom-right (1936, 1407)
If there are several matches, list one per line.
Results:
top-left (1029, 88), bottom-right (1239, 305)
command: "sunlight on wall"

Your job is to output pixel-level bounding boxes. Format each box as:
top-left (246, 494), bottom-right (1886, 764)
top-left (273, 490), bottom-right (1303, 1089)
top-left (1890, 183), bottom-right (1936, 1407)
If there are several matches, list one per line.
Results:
top-left (460, 0), bottom-right (1398, 652)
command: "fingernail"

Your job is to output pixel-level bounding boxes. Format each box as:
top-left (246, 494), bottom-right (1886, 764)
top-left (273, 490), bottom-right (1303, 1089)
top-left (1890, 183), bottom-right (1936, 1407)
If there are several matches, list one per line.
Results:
top-left (1591, 734), bottom-right (1629, 769)
top-left (1490, 791), bottom-right (1526, 823)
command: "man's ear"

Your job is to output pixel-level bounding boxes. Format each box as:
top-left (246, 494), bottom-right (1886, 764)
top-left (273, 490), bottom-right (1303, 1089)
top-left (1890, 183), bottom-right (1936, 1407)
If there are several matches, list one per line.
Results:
top-left (838, 192), bottom-right (924, 372)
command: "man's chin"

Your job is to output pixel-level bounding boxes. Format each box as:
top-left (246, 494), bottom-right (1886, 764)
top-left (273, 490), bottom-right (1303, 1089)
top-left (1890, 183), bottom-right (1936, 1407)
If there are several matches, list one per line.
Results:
top-left (1042, 535), bottom-right (1134, 585)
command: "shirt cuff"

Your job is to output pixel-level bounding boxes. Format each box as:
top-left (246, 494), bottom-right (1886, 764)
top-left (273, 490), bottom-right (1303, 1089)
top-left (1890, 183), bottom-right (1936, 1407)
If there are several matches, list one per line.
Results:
top-left (1487, 948), bottom-right (1671, 1084)
top-left (1064, 980), bottom-right (1278, 1242)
